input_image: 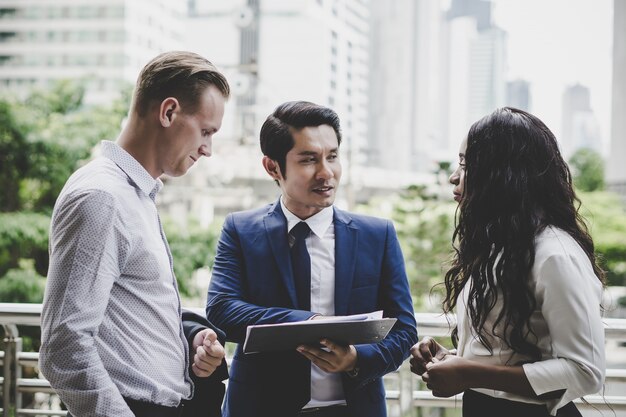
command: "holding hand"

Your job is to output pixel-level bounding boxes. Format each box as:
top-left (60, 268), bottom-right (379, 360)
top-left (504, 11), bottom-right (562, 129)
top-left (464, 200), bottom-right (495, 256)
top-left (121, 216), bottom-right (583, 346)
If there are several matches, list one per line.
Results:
top-left (297, 339), bottom-right (358, 373)
top-left (409, 336), bottom-right (452, 375)
top-left (191, 329), bottom-right (225, 378)
top-left (422, 354), bottom-right (473, 397)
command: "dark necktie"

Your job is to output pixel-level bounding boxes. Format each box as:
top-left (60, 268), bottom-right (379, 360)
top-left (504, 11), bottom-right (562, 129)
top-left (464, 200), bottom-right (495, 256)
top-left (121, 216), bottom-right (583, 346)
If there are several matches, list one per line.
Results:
top-left (290, 221), bottom-right (311, 311)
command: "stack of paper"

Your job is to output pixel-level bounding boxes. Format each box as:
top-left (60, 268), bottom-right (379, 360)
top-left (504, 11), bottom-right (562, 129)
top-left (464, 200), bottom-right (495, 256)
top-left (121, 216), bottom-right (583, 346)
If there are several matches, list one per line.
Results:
top-left (243, 311), bottom-right (397, 353)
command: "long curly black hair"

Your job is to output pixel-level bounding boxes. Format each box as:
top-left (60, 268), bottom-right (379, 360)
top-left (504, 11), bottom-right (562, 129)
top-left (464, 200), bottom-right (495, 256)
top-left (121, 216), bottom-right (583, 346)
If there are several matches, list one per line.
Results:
top-left (443, 107), bottom-right (605, 360)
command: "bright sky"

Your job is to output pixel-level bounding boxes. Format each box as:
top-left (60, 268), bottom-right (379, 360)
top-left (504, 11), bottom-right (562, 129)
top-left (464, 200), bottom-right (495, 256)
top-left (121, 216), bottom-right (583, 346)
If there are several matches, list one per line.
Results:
top-left (491, 0), bottom-right (613, 153)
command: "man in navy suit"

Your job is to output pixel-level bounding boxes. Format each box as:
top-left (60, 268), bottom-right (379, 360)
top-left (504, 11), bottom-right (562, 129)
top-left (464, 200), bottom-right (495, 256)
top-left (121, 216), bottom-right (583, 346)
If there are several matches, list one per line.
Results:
top-left (206, 101), bottom-right (417, 417)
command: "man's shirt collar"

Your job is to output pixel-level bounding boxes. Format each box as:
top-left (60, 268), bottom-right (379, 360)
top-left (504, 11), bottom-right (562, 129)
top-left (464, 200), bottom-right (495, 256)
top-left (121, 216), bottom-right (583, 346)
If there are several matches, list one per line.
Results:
top-left (100, 140), bottom-right (163, 199)
top-left (280, 197), bottom-right (334, 239)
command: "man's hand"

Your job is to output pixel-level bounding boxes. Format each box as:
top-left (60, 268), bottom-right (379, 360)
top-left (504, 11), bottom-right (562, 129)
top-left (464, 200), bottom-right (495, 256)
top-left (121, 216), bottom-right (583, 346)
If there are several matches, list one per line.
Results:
top-left (296, 339), bottom-right (357, 373)
top-left (409, 336), bottom-right (452, 375)
top-left (191, 329), bottom-right (225, 378)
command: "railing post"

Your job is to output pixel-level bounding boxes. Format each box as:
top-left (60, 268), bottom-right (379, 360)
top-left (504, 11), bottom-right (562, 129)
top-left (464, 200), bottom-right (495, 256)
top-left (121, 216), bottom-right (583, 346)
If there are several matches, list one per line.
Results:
top-left (3, 324), bottom-right (22, 417)
top-left (398, 361), bottom-right (416, 417)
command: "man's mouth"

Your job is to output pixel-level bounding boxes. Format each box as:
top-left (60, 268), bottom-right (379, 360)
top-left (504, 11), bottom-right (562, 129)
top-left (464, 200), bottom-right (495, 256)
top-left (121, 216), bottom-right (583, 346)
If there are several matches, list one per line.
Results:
top-left (313, 185), bottom-right (333, 193)
top-left (189, 156), bottom-right (197, 162)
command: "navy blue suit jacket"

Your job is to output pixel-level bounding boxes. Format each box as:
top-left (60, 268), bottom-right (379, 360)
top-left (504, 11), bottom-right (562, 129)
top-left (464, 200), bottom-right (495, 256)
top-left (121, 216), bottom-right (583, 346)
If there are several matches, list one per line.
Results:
top-left (206, 200), bottom-right (417, 417)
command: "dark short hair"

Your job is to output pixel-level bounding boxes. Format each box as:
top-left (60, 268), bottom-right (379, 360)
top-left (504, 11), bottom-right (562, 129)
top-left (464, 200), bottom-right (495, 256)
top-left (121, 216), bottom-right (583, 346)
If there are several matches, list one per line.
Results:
top-left (132, 51), bottom-right (230, 117)
top-left (259, 101), bottom-right (342, 178)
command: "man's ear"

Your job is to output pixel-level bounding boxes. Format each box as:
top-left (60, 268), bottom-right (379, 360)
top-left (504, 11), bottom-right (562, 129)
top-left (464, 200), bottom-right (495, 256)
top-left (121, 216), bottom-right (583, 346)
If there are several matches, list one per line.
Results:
top-left (262, 156), bottom-right (283, 181)
top-left (159, 97), bottom-right (179, 127)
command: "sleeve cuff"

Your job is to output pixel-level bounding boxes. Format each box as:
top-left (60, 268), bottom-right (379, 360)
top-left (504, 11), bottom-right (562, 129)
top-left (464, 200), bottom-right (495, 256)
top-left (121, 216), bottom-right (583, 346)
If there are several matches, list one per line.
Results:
top-left (523, 361), bottom-right (568, 415)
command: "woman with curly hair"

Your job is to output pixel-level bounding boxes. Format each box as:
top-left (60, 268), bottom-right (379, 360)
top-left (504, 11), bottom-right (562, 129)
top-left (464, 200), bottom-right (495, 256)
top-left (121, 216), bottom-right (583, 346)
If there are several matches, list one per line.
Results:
top-left (410, 107), bottom-right (605, 417)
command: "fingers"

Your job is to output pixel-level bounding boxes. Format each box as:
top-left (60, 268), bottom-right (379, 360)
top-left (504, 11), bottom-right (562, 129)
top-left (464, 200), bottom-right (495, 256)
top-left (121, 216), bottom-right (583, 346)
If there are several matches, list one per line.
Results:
top-left (410, 356), bottom-right (428, 375)
top-left (191, 340), bottom-right (225, 378)
top-left (203, 329), bottom-right (218, 345)
top-left (297, 345), bottom-right (335, 372)
top-left (296, 340), bottom-right (355, 373)
top-left (192, 328), bottom-right (219, 352)
top-left (411, 337), bottom-right (436, 362)
top-left (204, 338), bottom-right (225, 359)
top-left (410, 337), bottom-right (437, 375)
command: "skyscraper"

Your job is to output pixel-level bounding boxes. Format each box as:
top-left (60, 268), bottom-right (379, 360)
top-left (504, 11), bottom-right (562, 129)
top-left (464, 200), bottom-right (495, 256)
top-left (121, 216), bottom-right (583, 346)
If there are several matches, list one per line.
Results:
top-left (440, 0), bottom-right (507, 162)
top-left (608, 0), bottom-right (626, 193)
top-left (0, 0), bottom-right (185, 104)
top-left (167, 0), bottom-right (371, 217)
top-left (185, 0), bottom-right (369, 159)
top-left (367, 0), bottom-right (442, 172)
top-left (561, 84), bottom-right (603, 158)
top-left (506, 79), bottom-right (531, 111)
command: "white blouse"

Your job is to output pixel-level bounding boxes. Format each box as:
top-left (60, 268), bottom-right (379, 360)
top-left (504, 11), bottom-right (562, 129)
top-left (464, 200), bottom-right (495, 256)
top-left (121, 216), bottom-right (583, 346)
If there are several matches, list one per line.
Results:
top-left (456, 226), bottom-right (605, 415)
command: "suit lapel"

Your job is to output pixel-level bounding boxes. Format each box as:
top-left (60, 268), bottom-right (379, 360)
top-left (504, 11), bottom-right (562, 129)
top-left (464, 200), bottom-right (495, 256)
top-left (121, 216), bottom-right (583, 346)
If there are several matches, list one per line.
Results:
top-left (264, 200), bottom-right (299, 308)
top-left (333, 208), bottom-right (358, 316)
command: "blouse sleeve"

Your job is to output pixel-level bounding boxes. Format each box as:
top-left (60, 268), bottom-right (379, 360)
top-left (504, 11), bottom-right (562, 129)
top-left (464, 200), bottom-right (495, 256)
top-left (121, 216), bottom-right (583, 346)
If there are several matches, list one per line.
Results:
top-left (522, 246), bottom-right (605, 415)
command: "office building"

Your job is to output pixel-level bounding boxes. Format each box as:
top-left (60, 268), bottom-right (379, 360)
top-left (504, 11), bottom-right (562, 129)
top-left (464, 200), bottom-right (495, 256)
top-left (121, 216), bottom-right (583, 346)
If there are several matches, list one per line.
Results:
top-left (0, 0), bottom-right (185, 104)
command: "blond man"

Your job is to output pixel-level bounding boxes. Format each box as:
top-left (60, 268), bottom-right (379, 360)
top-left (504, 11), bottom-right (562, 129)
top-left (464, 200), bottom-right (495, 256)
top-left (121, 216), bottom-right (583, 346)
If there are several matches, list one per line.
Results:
top-left (40, 51), bottom-right (230, 417)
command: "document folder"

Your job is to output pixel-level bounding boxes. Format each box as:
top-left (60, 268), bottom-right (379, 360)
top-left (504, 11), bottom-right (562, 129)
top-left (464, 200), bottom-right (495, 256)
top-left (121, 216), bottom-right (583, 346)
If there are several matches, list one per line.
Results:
top-left (243, 312), bottom-right (397, 353)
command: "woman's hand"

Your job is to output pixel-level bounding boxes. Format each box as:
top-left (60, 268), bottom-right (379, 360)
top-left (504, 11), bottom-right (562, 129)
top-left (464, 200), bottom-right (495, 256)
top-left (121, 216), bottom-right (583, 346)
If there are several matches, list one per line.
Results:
top-left (422, 354), bottom-right (473, 397)
top-left (409, 336), bottom-right (453, 375)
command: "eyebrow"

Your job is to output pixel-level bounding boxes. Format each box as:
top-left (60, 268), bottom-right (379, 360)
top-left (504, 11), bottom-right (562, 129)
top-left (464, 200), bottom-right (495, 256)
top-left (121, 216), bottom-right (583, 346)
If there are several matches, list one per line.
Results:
top-left (296, 148), bottom-right (339, 156)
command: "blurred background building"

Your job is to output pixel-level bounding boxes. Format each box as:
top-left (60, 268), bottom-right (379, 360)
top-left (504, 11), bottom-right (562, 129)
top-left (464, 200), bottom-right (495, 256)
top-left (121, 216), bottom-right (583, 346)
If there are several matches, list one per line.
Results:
top-left (561, 83), bottom-right (603, 158)
top-left (506, 79), bottom-right (531, 111)
top-left (0, 0), bottom-right (622, 219)
top-left (0, 0), bottom-right (185, 104)
top-left (608, 0), bottom-right (626, 194)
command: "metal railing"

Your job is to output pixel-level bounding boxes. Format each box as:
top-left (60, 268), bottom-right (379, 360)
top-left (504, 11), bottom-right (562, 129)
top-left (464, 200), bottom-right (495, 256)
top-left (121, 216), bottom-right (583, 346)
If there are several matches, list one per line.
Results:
top-left (1, 304), bottom-right (625, 416)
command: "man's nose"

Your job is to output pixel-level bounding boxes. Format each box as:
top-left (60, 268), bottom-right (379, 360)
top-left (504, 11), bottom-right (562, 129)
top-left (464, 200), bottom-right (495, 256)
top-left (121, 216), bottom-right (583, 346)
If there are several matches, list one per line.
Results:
top-left (199, 143), bottom-right (212, 157)
top-left (317, 160), bottom-right (334, 179)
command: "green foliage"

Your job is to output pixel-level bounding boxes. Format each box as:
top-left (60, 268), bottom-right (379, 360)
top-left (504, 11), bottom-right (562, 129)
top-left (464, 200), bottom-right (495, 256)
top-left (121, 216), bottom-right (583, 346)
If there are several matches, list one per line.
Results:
top-left (0, 80), bottom-right (129, 308)
top-left (0, 79), bottom-right (129, 212)
top-left (358, 185), bottom-right (457, 311)
top-left (0, 212), bottom-right (50, 278)
top-left (0, 101), bottom-right (29, 211)
top-left (578, 191), bottom-right (626, 286)
top-left (25, 79), bottom-right (86, 115)
top-left (163, 218), bottom-right (221, 298)
top-left (0, 263), bottom-right (46, 303)
top-left (356, 186), bottom-right (626, 314)
top-left (569, 148), bottom-right (605, 192)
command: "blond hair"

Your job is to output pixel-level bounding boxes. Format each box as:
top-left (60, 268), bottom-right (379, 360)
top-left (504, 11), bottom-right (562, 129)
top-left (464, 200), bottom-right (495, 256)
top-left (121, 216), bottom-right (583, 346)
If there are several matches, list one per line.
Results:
top-left (132, 51), bottom-right (230, 117)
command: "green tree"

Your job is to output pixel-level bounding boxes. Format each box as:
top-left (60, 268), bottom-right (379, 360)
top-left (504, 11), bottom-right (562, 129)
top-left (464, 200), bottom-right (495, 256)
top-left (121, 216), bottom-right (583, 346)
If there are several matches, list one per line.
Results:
top-left (357, 185), bottom-right (456, 311)
top-left (0, 80), bottom-right (129, 305)
top-left (578, 191), bottom-right (626, 286)
top-left (163, 218), bottom-right (221, 298)
top-left (0, 100), bottom-right (29, 212)
top-left (569, 148), bottom-right (605, 192)
top-left (0, 212), bottom-right (50, 277)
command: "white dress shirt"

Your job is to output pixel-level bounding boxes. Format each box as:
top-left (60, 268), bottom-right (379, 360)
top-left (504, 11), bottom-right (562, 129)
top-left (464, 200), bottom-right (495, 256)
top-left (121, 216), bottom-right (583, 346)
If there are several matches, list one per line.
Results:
top-left (40, 141), bottom-right (192, 417)
top-left (280, 199), bottom-right (347, 408)
top-left (456, 226), bottom-right (605, 415)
